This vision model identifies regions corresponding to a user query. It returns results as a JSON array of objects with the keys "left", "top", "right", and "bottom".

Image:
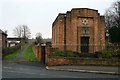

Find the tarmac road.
[{"left": 2, "top": 62, "right": 119, "bottom": 78}]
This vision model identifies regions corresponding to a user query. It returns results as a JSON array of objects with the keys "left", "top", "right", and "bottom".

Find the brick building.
[
  {"left": 52, "top": 8, "right": 106, "bottom": 53},
  {"left": 0, "top": 29, "right": 7, "bottom": 50}
]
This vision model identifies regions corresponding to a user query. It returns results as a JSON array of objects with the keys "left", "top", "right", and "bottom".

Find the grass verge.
[
  {"left": 23, "top": 45, "right": 37, "bottom": 61},
  {"left": 3, "top": 48, "right": 20, "bottom": 60}
]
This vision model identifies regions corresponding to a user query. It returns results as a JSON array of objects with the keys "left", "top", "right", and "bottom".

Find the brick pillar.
[
  {"left": 36, "top": 45, "right": 39, "bottom": 60},
  {"left": 45, "top": 42, "right": 51, "bottom": 65},
  {"left": 38, "top": 43, "right": 42, "bottom": 62},
  {"left": 35, "top": 46, "right": 37, "bottom": 57},
  {"left": 32, "top": 44, "right": 36, "bottom": 56}
]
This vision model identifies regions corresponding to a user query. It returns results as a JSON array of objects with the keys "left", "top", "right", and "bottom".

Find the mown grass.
[
  {"left": 3, "top": 48, "right": 20, "bottom": 60},
  {"left": 23, "top": 45, "right": 37, "bottom": 61}
]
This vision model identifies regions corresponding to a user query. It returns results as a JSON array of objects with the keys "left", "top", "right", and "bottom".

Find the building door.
[{"left": 81, "top": 37, "right": 89, "bottom": 53}]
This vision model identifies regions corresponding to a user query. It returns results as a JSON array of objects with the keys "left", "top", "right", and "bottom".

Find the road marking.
[
  {"left": 3, "top": 67, "right": 12, "bottom": 69},
  {"left": 2, "top": 70, "right": 47, "bottom": 76}
]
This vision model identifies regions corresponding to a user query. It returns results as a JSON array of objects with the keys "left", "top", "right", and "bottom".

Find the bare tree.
[
  {"left": 105, "top": 0, "right": 120, "bottom": 43},
  {"left": 13, "top": 25, "right": 31, "bottom": 39},
  {"left": 35, "top": 32, "right": 43, "bottom": 44},
  {"left": 105, "top": 1, "right": 120, "bottom": 28},
  {"left": 22, "top": 25, "right": 31, "bottom": 39},
  {"left": 13, "top": 25, "right": 22, "bottom": 38}
]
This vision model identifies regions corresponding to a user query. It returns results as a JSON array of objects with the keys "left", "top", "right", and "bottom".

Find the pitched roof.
[
  {"left": 0, "top": 29, "right": 3, "bottom": 33},
  {"left": 0, "top": 29, "right": 7, "bottom": 36}
]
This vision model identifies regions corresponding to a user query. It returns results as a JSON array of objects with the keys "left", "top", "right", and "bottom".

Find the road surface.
[{"left": 2, "top": 62, "right": 119, "bottom": 78}]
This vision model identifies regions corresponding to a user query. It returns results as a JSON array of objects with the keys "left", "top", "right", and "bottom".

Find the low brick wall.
[
  {"left": 32, "top": 45, "right": 38, "bottom": 59},
  {"left": 46, "top": 58, "right": 69, "bottom": 65},
  {"left": 47, "top": 57, "right": 120, "bottom": 66},
  {"left": 32, "top": 44, "right": 42, "bottom": 62},
  {"left": 32, "top": 42, "right": 120, "bottom": 66}
]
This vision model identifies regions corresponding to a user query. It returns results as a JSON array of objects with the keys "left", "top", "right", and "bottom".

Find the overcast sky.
[{"left": 0, "top": 0, "right": 116, "bottom": 38}]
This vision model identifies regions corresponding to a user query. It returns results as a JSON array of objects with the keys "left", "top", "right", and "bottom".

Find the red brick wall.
[
  {"left": 47, "top": 57, "right": 119, "bottom": 66},
  {"left": 32, "top": 44, "right": 42, "bottom": 62},
  {"left": 2, "top": 33, "right": 7, "bottom": 49},
  {"left": 47, "top": 58, "right": 69, "bottom": 66},
  {"left": 100, "top": 16, "right": 106, "bottom": 51},
  {"left": 45, "top": 42, "right": 52, "bottom": 64},
  {"left": 66, "top": 11, "right": 71, "bottom": 50},
  {"left": 32, "top": 43, "right": 119, "bottom": 66},
  {"left": 52, "top": 13, "right": 66, "bottom": 51},
  {"left": 45, "top": 43, "right": 119, "bottom": 66},
  {"left": 32, "top": 42, "right": 52, "bottom": 63}
]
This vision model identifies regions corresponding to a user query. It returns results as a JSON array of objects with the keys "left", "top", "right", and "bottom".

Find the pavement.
[{"left": 46, "top": 65, "right": 120, "bottom": 75}]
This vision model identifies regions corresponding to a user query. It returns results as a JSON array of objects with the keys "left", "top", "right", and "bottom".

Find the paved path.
[
  {"left": 4, "top": 44, "right": 29, "bottom": 62},
  {"left": 46, "top": 65, "right": 120, "bottom": 75},
  {"left": 14, "top": 45, "right": 28, "bottom": 61}
]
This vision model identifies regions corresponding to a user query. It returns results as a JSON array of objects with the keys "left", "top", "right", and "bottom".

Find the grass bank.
[
  {"left": 3, "top": 48, "right": 20, "bottom": 60},
  {"left": 24, "top": 45, "right": 37, "bottom": 61}
]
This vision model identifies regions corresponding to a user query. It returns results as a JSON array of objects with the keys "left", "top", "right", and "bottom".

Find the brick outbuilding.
[
  {"left": 0, "top": 29, "right": 7, "bottom": 50},
  {"left": 52, "top": 8, "right": 106, "bottom": 53}
]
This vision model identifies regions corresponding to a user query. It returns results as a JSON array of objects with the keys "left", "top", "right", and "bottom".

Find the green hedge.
[
  {"left": 49, "top": 48, "right": 77, "bottom": 57},
  {"left": 101, "top": 48, "right": 120, "bottom": 58},
  {"left": 2, "top": 44, "right": 21, "bottom": 56},
  {"left": 3, "top": 48, "right": 20, "bottom": 60},
  {"left": 49, "top": 48, "right": 120, "bottom": 59}
]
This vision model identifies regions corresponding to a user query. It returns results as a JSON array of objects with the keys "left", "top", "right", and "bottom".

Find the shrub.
[
  {"left": 49, "top": 48, "right": 97, "bottom": 58},
  {"left": 49, "top": 48, "right": 79, "bottom": 57},
  {"left": 78, "top": 53, "right": 96, "bottom": 58},
  {"left": 94, "top": 52, "right": 102, "bottom": 58},
  {"left": 2, "top": 43, "right": 21, "bottom": 56},
  {"left": 101, "top": 48, "right": 120, "bottom": 58},
  {"left": 49, "top": 48, "right": 120, "bottom": 58},
  {"left": 63, "top": 51, "right": 76, "bottom": 57}
]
